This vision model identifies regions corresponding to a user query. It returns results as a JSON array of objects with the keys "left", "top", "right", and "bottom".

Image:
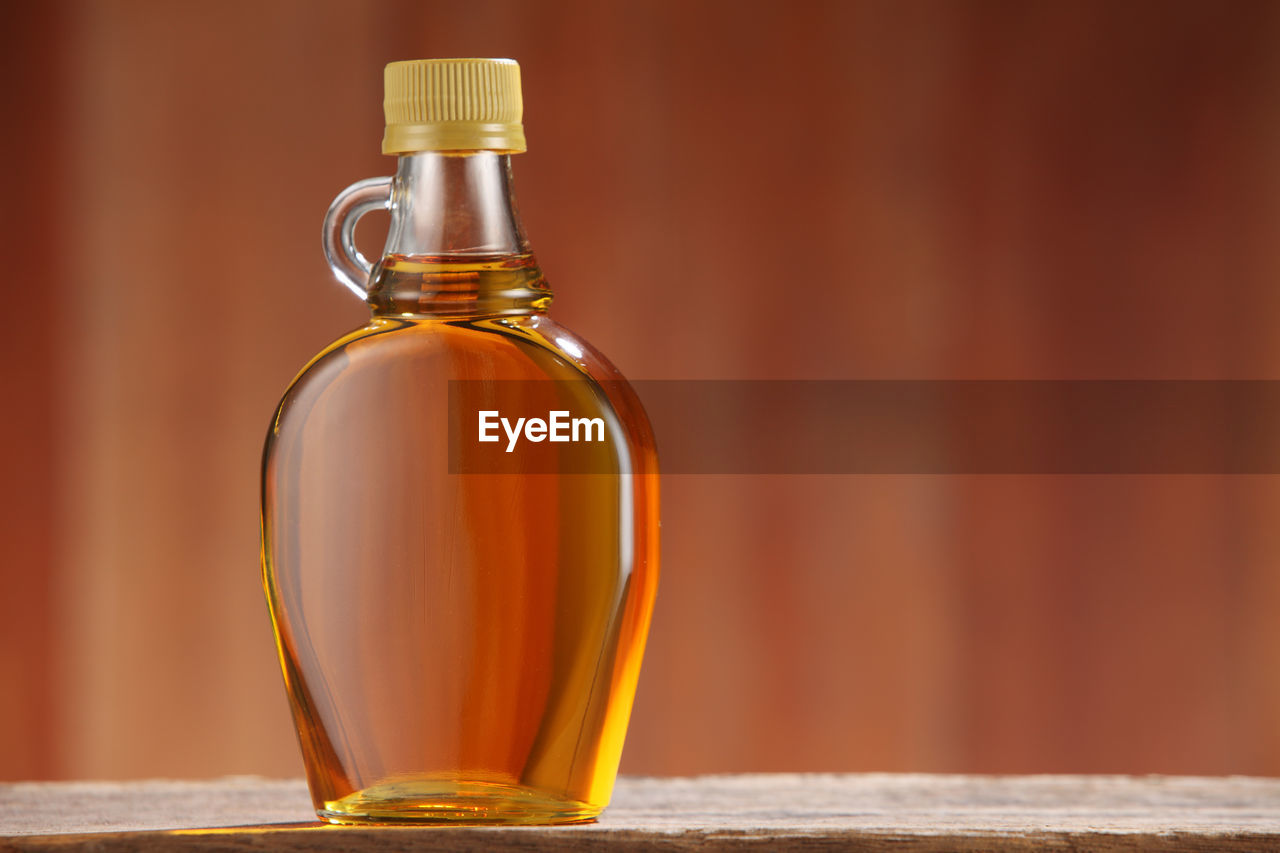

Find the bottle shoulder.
[
  {"left": 266, "top": 314, "right": 655, "bottom": 470},
  {"left": 271, "top": 314, "right": 642, "bottom": 421},
  {"left": 294, "top": 315, "right": 621, "bottom": 382}
]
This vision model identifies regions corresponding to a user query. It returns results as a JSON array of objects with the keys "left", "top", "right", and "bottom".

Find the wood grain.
[
  {"left": 0, "top": 1, "right": 65, "bottom": 781},
  {"left": 8, "top": 0, "right": 1280, "bottom": 783},
  {"left": 4, "top": 775, "right": 1280, "bottom": 851}
]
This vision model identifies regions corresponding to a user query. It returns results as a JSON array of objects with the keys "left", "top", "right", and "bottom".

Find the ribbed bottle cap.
[{"left": 382, "top": 58, "right": 526, "bottom": 155}]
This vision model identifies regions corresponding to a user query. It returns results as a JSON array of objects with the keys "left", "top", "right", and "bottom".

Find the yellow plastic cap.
[{"left": 382, "top": 58, "right": 526, "bottom": 155}]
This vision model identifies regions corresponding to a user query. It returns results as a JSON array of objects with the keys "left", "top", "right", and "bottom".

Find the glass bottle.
[{"left": 260, "top": 58, "right": 659, "bottom": 825}]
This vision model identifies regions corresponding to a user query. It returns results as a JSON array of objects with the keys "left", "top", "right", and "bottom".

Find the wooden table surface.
[{"left": 3, "top": 774, "right": 1279, "bottom": 851}]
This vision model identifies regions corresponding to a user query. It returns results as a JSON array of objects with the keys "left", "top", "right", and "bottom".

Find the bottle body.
[
  {"left": 262, "top": 279, "right": 657, "bottom": 822},
  {"left": 262, "top": 144, "right": 658, "bottom": 824}
]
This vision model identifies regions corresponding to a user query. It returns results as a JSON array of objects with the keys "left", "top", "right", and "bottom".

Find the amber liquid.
[{"left": 261, "top": 255, "right": 659, "bottom": 824}]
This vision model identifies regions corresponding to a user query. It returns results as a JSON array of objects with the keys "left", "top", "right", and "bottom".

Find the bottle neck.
[
  {"left": 384, "top": 151, "right": 529, "bottom": 256},
  {"left": 368, "top": 151, "right": 550, "bottom": 318}
]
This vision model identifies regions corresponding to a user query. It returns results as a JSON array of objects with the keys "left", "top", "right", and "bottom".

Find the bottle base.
[{"left": 318, "top": 778, "right": 602, "bottom": 826}]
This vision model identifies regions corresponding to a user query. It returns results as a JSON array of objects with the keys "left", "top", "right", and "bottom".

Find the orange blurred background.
[{"left": 6, "top": 0, "right": 1280, "bottom": 781}]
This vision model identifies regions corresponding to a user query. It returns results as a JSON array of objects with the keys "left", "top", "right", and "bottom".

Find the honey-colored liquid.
[{"left": 261, "top": 255, "right": 659, "bottom": 824}]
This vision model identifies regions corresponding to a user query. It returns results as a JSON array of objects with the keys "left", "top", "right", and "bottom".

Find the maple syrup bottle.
[{"left": 260, "top": 58, "right": 659, "bottom": 825}]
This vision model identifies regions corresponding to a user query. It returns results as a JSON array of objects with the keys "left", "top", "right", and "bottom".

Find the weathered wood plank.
[{"left": 2, "top": 775, "right": 1279, "bottom": 851}]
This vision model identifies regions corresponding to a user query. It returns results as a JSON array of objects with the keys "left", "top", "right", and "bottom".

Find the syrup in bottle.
[{"left": 260, "top": 58, "right": 659, "bottom": 825}]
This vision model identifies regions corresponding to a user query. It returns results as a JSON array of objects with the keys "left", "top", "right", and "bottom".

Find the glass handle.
[{"left": 322, "top": 176, "right": 393, "bottom": 300}]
